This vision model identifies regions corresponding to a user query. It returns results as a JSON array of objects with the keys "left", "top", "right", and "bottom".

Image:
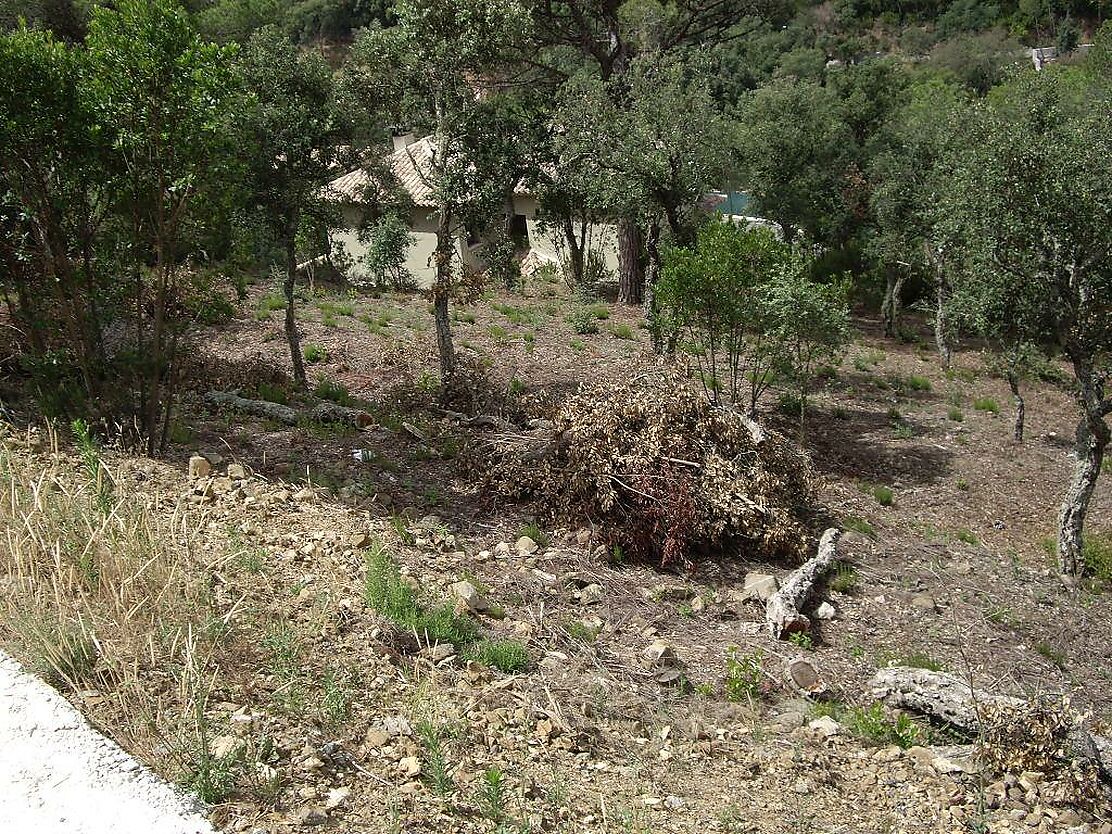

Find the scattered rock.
[
  {"left": 450, "top": 580, "right": 488, "bottom": 613},
  {"left": 641, "top": 639, "right": 678, "bottom": 669},
  {"left": 399, "top": 756, "right": 421, "bottom": 778},
  {"left": 742, "top": 572, "right": 779, "bottom": 601},
  {"left": 188, "top": 455, "right": 211, "bottom": 479},
  {"left": 210, "top": 734, "right": 242, "bottom": 760},
  {"left": 226, "top": 463, "right": 247, "bottom": 479},
  {"left": 422, "top": 643, "right": 455, "bottom": 664},
  {"left": 575, "top": 528, "right": 593, "bottom": 546},
  {"left": 910, "top": 594, "right": 938, "bottom": 613},
  {"left": 325, "top": 786, "right": 350, "bottom": 810},
  {"left": 808, "top": 715, "right": 841, "bottom": 737},
  {"left": 516, "top": 536, "right": 539, "bottom": 555},
  {"left": 288, "top": 807, "right": 328, "bottom": 827},
  {"left": 813, "top": 601, "right": 836, "bottom": 620},
  {"left": 293, "top": 487, "right": 316, "bottom": 502},
  {"left": 578, "top": 583, "right": 604, "bottom": 605}
]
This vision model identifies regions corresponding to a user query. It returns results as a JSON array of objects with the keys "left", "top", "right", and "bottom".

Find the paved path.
[{"left": 0, "top": 650, "right": 215, "bottom": 834}]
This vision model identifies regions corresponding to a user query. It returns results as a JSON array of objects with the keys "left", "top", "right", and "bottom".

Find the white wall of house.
[{"left": 512, "top": 195, "right": 621, "bottom": 278}]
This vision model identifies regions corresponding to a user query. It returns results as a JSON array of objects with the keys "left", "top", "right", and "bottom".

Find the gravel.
[{"left": 0, "top": 649, "right": 214, "bottom": 834}]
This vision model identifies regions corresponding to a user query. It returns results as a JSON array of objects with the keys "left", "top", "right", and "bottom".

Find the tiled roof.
[{"left": 323, "top": 136, "right": 438, "bottom": 207}]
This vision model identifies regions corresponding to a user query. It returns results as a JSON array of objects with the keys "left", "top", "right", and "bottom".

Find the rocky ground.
[{"left": 1, "top": 277, "right": 1111, "bottom": 832}]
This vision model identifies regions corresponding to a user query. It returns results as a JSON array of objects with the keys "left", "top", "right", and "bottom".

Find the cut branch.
[
  {"left": 766, "top": 527, "right": 839, "bottom": 638},
  {"left": 204, "top": 390, "right": 373, "bottom": 428}
]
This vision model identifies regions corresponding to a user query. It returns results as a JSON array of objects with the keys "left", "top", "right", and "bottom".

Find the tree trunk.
[
  {"left": 616, "top": 218, "right": 643, "bottom": 305},
  {"left": 561, "top": 214, "right": 585, "bottom": 291},
  {"left": 880, "top": 269, "right": 906, "bottom": 339},
  {"left": 923, "top": 241, "right": 951, "bottom": 368},
  {"left": 1007, "top": 369, "right": 1025, "bottom": 442},
  {"left": 284, "top": 228, "right": 307, "bottom": 389},
  {"left": 1057, "top": 410, "right": 1109, "bottom": 576},
  {"left": 643, "top": 218, "right": 663, "bottom": 354}
]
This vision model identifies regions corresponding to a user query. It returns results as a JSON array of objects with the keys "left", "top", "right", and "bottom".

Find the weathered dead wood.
[
  {"left": 766, "top": 527, "right": 839, "bottom": 638},
  {"left": 205, "top": 391, "right": 372, "bottom": 428},
  {"left": 870, "top": 666, "right": 1112, "bottom": 775}
]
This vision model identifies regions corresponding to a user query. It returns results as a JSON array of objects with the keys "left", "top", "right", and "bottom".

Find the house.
[{"left": 322, "top": 134, "right": 620, "bottom": 288}]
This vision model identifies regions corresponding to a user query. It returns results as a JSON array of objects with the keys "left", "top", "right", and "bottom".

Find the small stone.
[
  {"left": 770, "top": 711, "right": 805, "bottom": 733},
  {"left": 289, "top": 807, "right": 328, "bottom": 827},
  {"left": 641, "top": 639, "right": 677, "bottom": 668},
  {"left": 808, "top": 716, "right": 841, "bottom": 737},
  {"left": 814, "top": 601, "right": 836, "bottom": 620},
  {"left": 399, "top": 756, "right": 421, "bottom": 777},
  {"left": 423, "top": 643, "right": 455, "bottom": 664},
  {"left": 349, "top": 532, "right": 370, "bottom": 548},
  {"left": 911, "top": 594, "right": 938, "bottom": 613},
  {"left": 742, "top": 572, "right": 779, "bottom": 601},
  {"left": 579, "top": 583, "right": 604, "bottom": 605},
  {"left": 227, "top": 463, "right": 247, "bottom": 479},
  {"left": 188, "top": 455, "right": 211, "bottom": 479},
  {"left": 516, "top": 536, "right": 539, "bottom": 555},
  {"left": 493, "top": 541, "right": 512, "bottom": 558},
  {"left": 576, "top": 528, "right": 593, "bottom": 546},
  {"left": 325, "top": 786, "right": 350, "bottom": 810},
  {"left": 294, "top": 487, "right": 316, "bottom": 502},
  {"left": 690, "top": 595, "right": 706, "bottom": 613},
  {"left": 210, "top": 734, "right": 241, "bottom": 760},
  {"left": 450, "top": 580, "right": 488, "bottom": 612}
]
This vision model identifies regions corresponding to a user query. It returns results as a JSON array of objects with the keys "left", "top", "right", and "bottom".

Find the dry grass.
[{"left": 0, "top": 425, "right": 219, "bottom": 783}]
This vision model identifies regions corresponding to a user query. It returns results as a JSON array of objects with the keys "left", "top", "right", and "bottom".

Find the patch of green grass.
[
  {"left": 788, "top": 631, "right": 813, "bottom": 650},
  {"left": 844, "top": 704, "right": 923, "bottom": 748},
  {"left": 564, "top": 619, "right": 600, "bottom": 642},
  {"left": 320, "top": 670, "right": 354, "bottom": 728},
  {"left": 973, "top": 396, "right": 999, "bottom": 414},
  {"left": 956, "top": 477, "right": 969, "bottom": 491},
  {"left": 907, "top": 375, "right": 932, "bottom": 392},
  {"left": 567, "top": 309, "right": 599, "bottom": 335},
  {"left": 416, "top": 720, "right": 453, "bottom": 798},
  {"left": 955, "top": 529, "right": 979, "bottom": 545},
  {"left": 609, "top": 322, "right": 635, "bottom": 340},
  {"left": 476, "top": 765, "right": 508, "bottom": 824},
  {"left": 1035, "top": 641, "right": 1067, "bottom": 669},
  {"left": 872, "top": 485, "right": 894, "bottom": 507},
  {"left": 827, "top": 561, "right": 859, "bottom": 593},
  {"left": 508, "top": 377, "right": 526, "bottom": 396},
  {"left": 724, "top": 647, "right": 765, "bottom": 703},
  {"left": 488, "top": 324, "right": 509, "bottom": 343},
  {"left": 518, "top": 522, "right": 550, "bottom": 548},
  {"left": 453, "top": 310, "right": 476, "bottom": 324},
  {"left": 314, "top": 377, "right": 354, "bottom": 405},
  {"left": 261, "top": 622, "right": 300, "bottom": 681},
  {"left": 887, "top": 650, "right": 945, "bottom": 672},
  {"left": 303, "top": 343, "right": 328, "bottom": 364},
  {"left": 893, "top": 422, "right": 914, "bottom": 440},
  {"left": 255, "top": 381, "right": 289, "bottom": 405},
  {"left": 469, "top": 639, "right": 528, "bottom": 673},
  {"left": 492, "top": 302, "right": 539, "bottom": 326},
  {"left": 569, "top": 338, "right": 586, "bottom": 352},
  {"left": 364, "top": 543, "right": 479, "bottom": 647},
  {"left": 947, "top": 406, "right": 964, "bottom": 422},
  {"left": 1082, "top": 532, "right": 1112, "bottom": 584},
  {"left": 842, "top": 516, "right": 876, "bottom": 538},
  {"left": 588, "top": 304, "right": 610, "bottom": 320},
  {"left": 257, "top": 293, "right": 286, "bottom": 314}
]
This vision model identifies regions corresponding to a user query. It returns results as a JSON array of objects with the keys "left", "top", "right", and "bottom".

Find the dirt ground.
[{"left": 2, "top": 272, "right": 1111, "bottom": 833}]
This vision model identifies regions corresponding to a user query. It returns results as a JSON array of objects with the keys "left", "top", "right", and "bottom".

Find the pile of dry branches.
[{"left": 480, "top": 372, "right": 815, "bottom": 567}]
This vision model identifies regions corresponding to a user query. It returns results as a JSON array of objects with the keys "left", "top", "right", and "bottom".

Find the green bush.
[
  {"left": 724, "top": 647, "right": 765, "bottom": 702},
  {"left": 872, "top": 485, "right": 894, "bottom": 506},
  {"left": 567, "top": 309, "right": 599, "bottom": 334},
  {"left": 907, "top": 375, "right": 932, "bottom": 392},
  {"left": 303, "top": 343, "right": 328, "bottom": 363},
  {"left": 314, "top": 378, "right": 353, "bottom": 405},
  {"left": 609, "top": 322, "right": 635, "bottom": 340}
]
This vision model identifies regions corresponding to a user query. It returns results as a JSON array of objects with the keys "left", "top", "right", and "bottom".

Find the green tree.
[
  {"left": 238, "top": 25, "right": 351, "bottom": 388},
  {"left": 84, "top": 0, "right": 239, "bottom": 454},
  {"left": 0, "top": 25, "right": 107, "bottom": 398},
  {"left": 657, "top": 220, "right": 785, "bottom": 412},
  {"left": 347, "top": 0, "right": 528, "bottom": 385},
  {"left": 764, "top": 250, "right": 851, "bottom": 430},
  {"left": 734, "top": 77, "right": 855, "bottom": 244},
  {"left": 937, "top": 70, "right": 1112, "bottom": 576},
  {"left": 530, "top": 0, "right": 766, "bottom": 304},
  {"left": 554, "top": 55, "right": 732, "bottom": 348}
]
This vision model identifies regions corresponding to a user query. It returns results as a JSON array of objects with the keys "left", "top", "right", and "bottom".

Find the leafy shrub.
[
  {"left": 567, "top": 308, "right": 599, "bottom": 335},
  {"left": 724, "top": 647, "right": 765, "bottom": 702},
  {"left": 872, "top": 485, "right": 894, "bottom": 506},
  {"left": 482, "top": 371, "right": 814, "bottom": 568},
  {"left": 303, "top": 343, "right": 328, "bottom": 363}
]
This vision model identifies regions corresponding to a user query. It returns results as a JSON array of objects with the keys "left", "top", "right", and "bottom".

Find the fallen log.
[
  {"left": 205, "top": 391, "right": 372, "bottom": 428},
  {"left": 766, "top": 527, "right": 839, "bottom": 638},
  {"left": 870, "top": 666, "right": 1112, "bottom": 776}
]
